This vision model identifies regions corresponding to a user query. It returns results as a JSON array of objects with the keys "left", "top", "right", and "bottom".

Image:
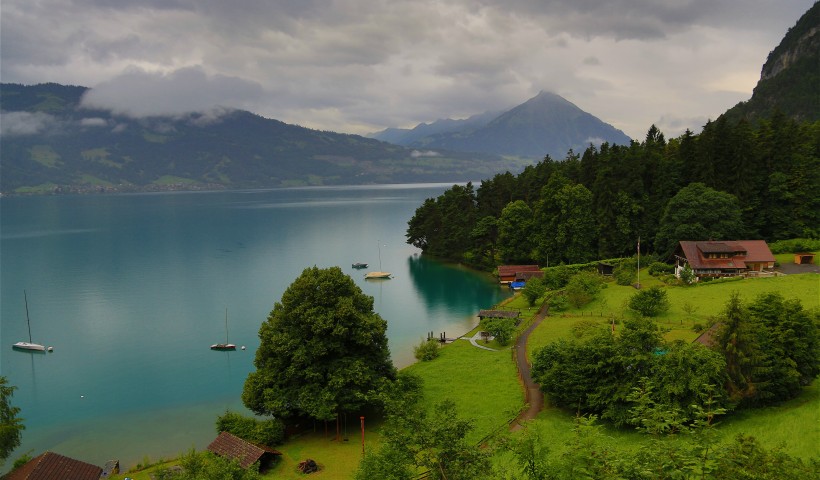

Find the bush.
[
  {"left": 565, "top": 271, "right": 604, "bottom": 308},
  {"left": 414, "top": 338, "right": 440, "bottom": 361},
  {"left": 768, "top": 238, "right": 820, "bottom": 254},
  {"left": 613, "top": 258, "right": 637, "bottom": 286},
  {"left": 521, "top": 277, "right": 546, "bottom": 306},
  {"left": 216, "top": 411, "right": 285, "bottom": 446},
  {"left": 548, "top": 294, "right": 569, "bottom": 312},
  {"left": 482, "top": 317, "right": 516, "bottom": 345},
  {"left": 648, "top": 262, "right": 674, "bottom": 276},
  {"left": 628, "top": 286, "right": 671, "bottom": 317}
]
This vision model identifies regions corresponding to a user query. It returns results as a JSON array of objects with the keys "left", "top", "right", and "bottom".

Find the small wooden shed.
[
  {"left": 497, "top": 265, "right": 541, "bottom": 284},
  {"left": 207, "top": 431, "right": 282, "bottom": 471},
  {"left": 794, "top": 252, "right": 815, "bottom": 265},
  {"left": 5, "top": 452, "right": 102, "bottom": 480}
]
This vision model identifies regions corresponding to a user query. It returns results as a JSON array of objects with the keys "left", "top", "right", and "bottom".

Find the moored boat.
[
  {"left": 364, "top": 271, "right": 392, "bottom": 279},
  {"left": 211, "top": 308, "right": 237, "bottom": 351},
  {"left": 13, "top": 291, "right": 47, "bottom": 352}
]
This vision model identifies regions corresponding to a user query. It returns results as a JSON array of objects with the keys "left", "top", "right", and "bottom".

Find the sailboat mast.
[
  {"left": 225, "top": 308, "right": 229, "bottom": 343},
  {"left": 24, "top": 290, "right": 33, "bottom": 343}
]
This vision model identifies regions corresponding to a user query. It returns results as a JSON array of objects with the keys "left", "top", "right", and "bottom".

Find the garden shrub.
[
  {"left": 565, "top": 271, "right": 604, "bottom": 308},
  {"left": 611, "top": 257, "right": 639, "bottom": 286},
  {"left": 548, "top": 294, "right": 569, "bottom": 312},
  {"left": 414, "top": 338, "right": 441, "bottom": 361},
  {"left": 216, "top": 411, "right": 285, "bottom": 446},
  {"left": 648, "top": 261, "right": 674, "bottom": 276},
  {"left": 628, "top": 286, "right": 670, "bottom": 317},
  {"left": 482, "top": 317, "right": 516, "bottom": 345}
]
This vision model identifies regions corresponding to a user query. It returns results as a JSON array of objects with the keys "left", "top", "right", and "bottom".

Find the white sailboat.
[
  {"left": 210, "top": 308, "right": 237, "bottom": 351},
  {"left": 13, "top": 290, "right": 46, "bottom": 352},
  {"left": 365, "top": 240, "right": 392, "bottom": 279}
]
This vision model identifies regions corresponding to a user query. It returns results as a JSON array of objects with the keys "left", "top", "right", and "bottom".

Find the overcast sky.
[{"left": 1, "top": 0, "right": 815, "bottom": 140}]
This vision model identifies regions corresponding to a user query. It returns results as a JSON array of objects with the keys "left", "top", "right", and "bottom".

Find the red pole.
[{"left": 360, "top": 416, "right": 365, "bottom": 455}]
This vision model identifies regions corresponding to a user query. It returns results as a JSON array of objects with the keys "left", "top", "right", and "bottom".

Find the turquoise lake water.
[{"left": 0, "top": 184, "right": 510, "bottom": 469}]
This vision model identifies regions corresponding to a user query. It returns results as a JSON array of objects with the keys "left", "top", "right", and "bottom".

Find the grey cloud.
[
  {"left": 80, "top": 66, "right": 265, "bottom": 117},
  {"left": 0, "top": 112, "right": 61, "bottom": 136},
  {"left": 80, "top": 117, "right": 109, "bottom": 127}
]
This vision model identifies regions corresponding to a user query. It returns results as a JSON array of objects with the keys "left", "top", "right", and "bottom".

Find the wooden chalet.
[
  {"left": 497, "top": 265, "right": 541, "bottom": 284},
  {"left": 5, "top": 452, "right": 102, "bottom": 480},
  {"left": 675, "top": 240, "right": 775, "bottom": 280},
  {"left": 207, "top": 431, "right": 282, "bottom": 470}
]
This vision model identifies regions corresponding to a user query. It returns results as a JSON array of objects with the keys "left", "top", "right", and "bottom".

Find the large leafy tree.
[
  {"left": 654, "top": 183, "right": 746, "bottom": 260},
  {"left": 242, "top": 266, "right": 396, "bottom": 421},
  {"left": 1, "top": 376, "right": 24, "bottom": 464}
]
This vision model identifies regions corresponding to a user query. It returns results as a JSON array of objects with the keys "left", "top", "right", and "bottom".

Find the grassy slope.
[{"left": 522, "top": 272, "right": 820, "bottom": 461}]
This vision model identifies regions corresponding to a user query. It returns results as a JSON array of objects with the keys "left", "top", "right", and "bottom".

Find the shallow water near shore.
[{"left": 1, "top": 184, "right": 510, "bottom": 469}]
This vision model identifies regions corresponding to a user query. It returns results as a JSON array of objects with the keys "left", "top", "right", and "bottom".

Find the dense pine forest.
[{"left": 406, "top": 115, "right": 820, "bottom": 268}]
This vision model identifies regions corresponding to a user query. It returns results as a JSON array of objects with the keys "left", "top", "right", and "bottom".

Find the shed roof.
[
  {"left": 207, "top": 431, "right": 282, "bottom": 469},
  {"left": 477, "top": 310, "right": 520, "bottom": 319},
  {"left": 5, "top": 452, "right": 102, "bottom": 480},
  {"left": 497, "top": 265, "right": 540, "bottom": 277}
]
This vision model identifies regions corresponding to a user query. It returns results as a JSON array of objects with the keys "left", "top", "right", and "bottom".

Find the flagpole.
[{"left": 637, "top": 237, "right": 641, "bottom": 289}]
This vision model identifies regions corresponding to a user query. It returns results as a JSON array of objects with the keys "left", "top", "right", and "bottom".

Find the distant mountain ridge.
[
  {"left": 0, "top": 83, "right": 519, "bottom": 194},
  {"left": 722, "top": 2, "right": 819, "bottom": 123},
  {"left": 369, "top": 91, "right": 632, "bottom": 159}
]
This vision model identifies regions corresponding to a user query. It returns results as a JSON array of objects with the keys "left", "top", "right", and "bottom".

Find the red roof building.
[
  {"left": 497, "top": 265, "right": 541, "bottom": 284},
  {"left": 5, "top": 452, "right": 102, "bottom": 480},
  {"left": 207, "top": 431, "right": 282, "bottom": 471},
  {"left": 675, "top": 240, "right": 775, "bottom": 279}
]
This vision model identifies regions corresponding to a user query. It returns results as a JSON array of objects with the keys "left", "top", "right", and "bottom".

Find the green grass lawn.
[
  {"left": 406, "top": 336, "right": 524, "bottom": 443},
  {"left": 528, "top": 272, "right": 819, "bottom": 356}
]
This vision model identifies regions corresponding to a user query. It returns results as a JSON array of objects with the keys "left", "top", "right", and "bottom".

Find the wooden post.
[{"left": 360, "top": 416, "right": 365, "bottom": 455}]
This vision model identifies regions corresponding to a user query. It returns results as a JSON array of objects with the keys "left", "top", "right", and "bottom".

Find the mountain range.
[
  {"left": 0, "top": 83, "right": 524, "bottom": 194},
  {"left": 1, "top": 1, "right": 816, "bottom": 196},
  {"left": 369, "top": 91, "right": 632, "bottom": 159},
  {"left": 0, "top": 86, "right": 624, "bottom": 194}
]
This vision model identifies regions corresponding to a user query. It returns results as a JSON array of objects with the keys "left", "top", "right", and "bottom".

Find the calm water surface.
[{"left": 0, "top": 184, "right": 509, "bottom": 468}]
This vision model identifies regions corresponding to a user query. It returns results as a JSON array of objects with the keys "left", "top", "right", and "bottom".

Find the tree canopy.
[
  {"left": 1, "top": 376, "right": 24, "bottom": 464},
  {"left": 405, "top": 119, "right": 819, "bottom": 267},
  {"left": 242, "top": 266, "right": 396, "bottom": 421}
]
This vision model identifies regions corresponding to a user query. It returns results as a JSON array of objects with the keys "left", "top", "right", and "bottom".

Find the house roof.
[
  {"left": 5, "top": 452, "right": 102, "bottom": 480},
  {"left": 693, "top": 323, "right": 721, "bottom": 348},
  {"left": 497, "top": 265, "right": 540, "bottom": 277},
  {"left": 207, "top": 431, "right": 282, "bottom": 469},
  {"left": 678, "top": 240, "right": 775, "bottom": 270}
]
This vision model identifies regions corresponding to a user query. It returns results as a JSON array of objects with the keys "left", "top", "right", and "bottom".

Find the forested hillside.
[
  {"left": 406, "top": 117, "right": 820, "bottom": 267},
  {"left": 0, "top": 83, "right": 518, "bottom": 194}
]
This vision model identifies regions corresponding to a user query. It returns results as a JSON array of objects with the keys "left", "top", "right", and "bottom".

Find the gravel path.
[{"left": 510, "top": 302, "right": 549, "bottom": 431}]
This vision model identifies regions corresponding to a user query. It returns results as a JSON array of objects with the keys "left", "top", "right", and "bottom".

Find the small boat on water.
[
  {"left": 13, "top": 290, "right": 47, "bottom": 352},
  {"left": 364, "top": 271, "right": 392, "bottom": 279},
  {"left": 352, "top": 262, "right": 368, "bottom": 269},
  {"left": 211, "top": 308, "right": 237, "bottom": 351},
  {"left": 364, "top": 241, "right": 392, "bottom": 280}
]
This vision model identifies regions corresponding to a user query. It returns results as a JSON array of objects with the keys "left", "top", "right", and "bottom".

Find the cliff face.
[
  {"left": 760, "top": 25, "right": 820, "bottom": 81},
  {"left": 721, "top": 2, "right": 819, "bottom": 124}
]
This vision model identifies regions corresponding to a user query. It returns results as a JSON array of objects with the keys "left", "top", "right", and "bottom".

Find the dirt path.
[{"left": 510, "top": 301, "right": 549, "bottom": 431}]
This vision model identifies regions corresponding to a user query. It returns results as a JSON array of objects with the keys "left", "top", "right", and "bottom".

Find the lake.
[{"left": 0, "top": 184, "right": 509, "bottom": 469}]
